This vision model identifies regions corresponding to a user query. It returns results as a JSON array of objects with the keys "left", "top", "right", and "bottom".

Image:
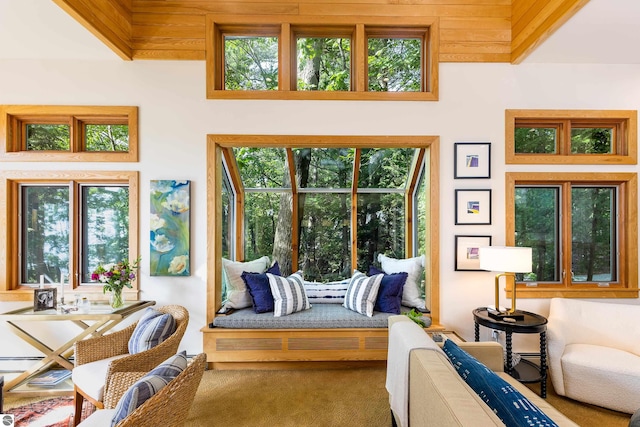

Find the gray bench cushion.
[{"left": 212, "top": 304, "right": 430, "bottom": 329}]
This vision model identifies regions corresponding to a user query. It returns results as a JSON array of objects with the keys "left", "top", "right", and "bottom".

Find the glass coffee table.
[{"left": 0, "top": 300, "right": 155, "bottom": 396}]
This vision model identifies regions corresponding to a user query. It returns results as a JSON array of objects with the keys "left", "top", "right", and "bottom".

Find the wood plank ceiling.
[{"left": 51, "top": 0, "right": 590, "bottom": 64}]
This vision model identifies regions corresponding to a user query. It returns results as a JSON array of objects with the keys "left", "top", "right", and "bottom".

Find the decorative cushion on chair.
[
  {"left": 110, "top": 352, "right": 188, "bottom": 426},
  {"left": 128, "top": 308, "right": 177, "bottom": 354},
  {"left": 147, "top": 351, "right": 188, "bottom": 378},
  {"left": 110, "top": 374, "right": 171, "bottom": 426},
  {"left": 343, "top": 271, "right": 383, "bottom": 317}
]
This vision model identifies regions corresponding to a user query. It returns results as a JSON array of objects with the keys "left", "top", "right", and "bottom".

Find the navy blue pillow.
[
  {"left": 267, "top": 261, "right": 281, "bottom": 276},
  {"left": 442, "top": 340, "right": 558, "bottom": 427},
  {"left": 368, "top": 266, "right": 407, "bottom": 314},
  {"left": 242, "top": 262, "right": 281, "bottom": 313}
]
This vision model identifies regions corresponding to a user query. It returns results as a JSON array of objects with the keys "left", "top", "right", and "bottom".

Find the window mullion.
[
  {"left": 559, "top": 119, "right": 570, "bottom": 156},
  {"left": 561, "top": 181, "right": 573, "bottom": 288},
  {"left": 70, "top": 180, "right": 79, "bottom": 288}
]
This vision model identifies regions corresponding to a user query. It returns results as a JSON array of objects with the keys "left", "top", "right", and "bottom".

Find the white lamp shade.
[{"left": 479, "top": 246, "right": 532, "bottom": 273}]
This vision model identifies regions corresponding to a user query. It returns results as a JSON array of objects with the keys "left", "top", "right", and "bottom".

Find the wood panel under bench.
[{"left": 201, "top": 324, "right": 445, "bottom": 370}]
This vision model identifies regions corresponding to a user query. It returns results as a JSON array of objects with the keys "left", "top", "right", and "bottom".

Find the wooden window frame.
[
  {"left": 0, "top": 170, "right": 140, "bottom": 301},
  {"left": 505, "top": 172, "right": 638, "bottom": 299},
  {"left": 206, "top": 15, "right": 439, "bottom": 101},
  {"left": 207, "top": 135, "right": 441, "bottom": 325},
  {"left": 505, "top": 109, "right": 637, "bottom": 165},
  {"left": 0, "top": 105, "right": 138, "bottom": 162}
]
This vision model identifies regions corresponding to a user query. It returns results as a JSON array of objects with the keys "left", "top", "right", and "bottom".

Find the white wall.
[{"left": 1, "top": 59, "right": 639, "bottom": 357}]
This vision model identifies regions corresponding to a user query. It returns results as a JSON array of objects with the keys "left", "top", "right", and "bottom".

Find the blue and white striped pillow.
[
  {"left": 267, "top": 271, "right": 310, "bottom": 317},
  {"left": 111, "top": 374, "right": 170, "bottom": 426},
  {"left": 147, "top": 351, "right": 188, "bottom": 378},
  {"left": 128, "top": 308, "right": 177, "bottom": 354},
  {"left": 304, "top": 279, "right": 350, "bottom": 304},
  {"left": 343, "top": 271, "right": 383, "bottom": 317},
  {"left": 110, "top": 352, "right": 188, "bottom": 426}
]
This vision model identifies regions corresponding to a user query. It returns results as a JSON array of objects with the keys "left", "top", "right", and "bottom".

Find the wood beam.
[
  {"left": 52, "top": 0, "right": 133, "bottom": 60},
  {"left": 511, "top": 0, "right": 590, "bottom": 64}
]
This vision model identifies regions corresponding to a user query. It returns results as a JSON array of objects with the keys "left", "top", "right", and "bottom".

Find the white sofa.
[
  {"left": 547, "top": 297, "right": 640, "bottom": 414},
  {"left": 387, "top": 316, "right": 577, "bottom": 426}
]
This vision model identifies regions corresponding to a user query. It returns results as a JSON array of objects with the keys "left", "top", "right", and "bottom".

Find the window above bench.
[
  {"left": 206, "top": 15, "right": 439, "bottom": 101},
  {"left": 207, "top": 135, "right": 441, "bottom": 325}
]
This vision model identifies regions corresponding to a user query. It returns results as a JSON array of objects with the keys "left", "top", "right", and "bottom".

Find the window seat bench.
[{"left": 202, "top": 304, "right": 437, "bottom": 369}]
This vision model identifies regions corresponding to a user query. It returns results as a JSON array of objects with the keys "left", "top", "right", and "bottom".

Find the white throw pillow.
[
  {"left": 303, "top": 279, "right": 350, "bottom": 304},
  {"left": 343, "top": 271, "right": 383, "bottom": 317},
  {"left": 223, "top": 256, "right": 270, "bottom": 309},
  {"left": 378, "top": 254, "right": 426, "bottom": 309},
  {"left": 268, "top": 271, "right": 310, "bottom": 317}
]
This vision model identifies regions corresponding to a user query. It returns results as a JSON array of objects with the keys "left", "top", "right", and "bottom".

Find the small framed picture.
[
  {"left": 34, "top": 288, "right": 57, "bottom": 311},
  {"left": 455, "top": 189, "right": 492, "bottom": 225},
  {"left": 454, "top": 142, "right": 491, "bottom": 179},
  {"left": 455, "top": 235, "right": 492, "bottom": 271}
]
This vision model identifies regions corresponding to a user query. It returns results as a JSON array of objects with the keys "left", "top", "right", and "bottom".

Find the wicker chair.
[
  {"left": 77, "top": 353, "right": 206, "bottom": 427},
  {"left": 73, "top": 305, "right": 189, "bottom": 426}
]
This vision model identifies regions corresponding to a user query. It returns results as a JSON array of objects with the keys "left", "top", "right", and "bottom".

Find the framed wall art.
[
  {"left": 454, "top": 142, "right": 491, "bottom": 179},
  {"left": 455, "top": 189, "right": 492, "bottom": 225},
  {"left": 455, "top": 235, "right": 492, "bottom": 271},
  {"left": 150, "top": 180, "right": 191, "bottom": 276}
]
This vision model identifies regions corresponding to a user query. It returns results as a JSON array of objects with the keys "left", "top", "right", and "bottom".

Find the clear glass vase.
[{"left": 109, "top": 289, "right": 125, "bottom": 309}]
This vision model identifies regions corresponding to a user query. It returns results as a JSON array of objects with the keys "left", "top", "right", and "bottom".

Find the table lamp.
[{"left": 479, "top": 246, "right": 532, "bottom": 321}]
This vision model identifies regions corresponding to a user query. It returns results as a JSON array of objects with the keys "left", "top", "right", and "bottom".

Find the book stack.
[{"left": 27, "top": 369, "right": 71, "bottom": 387}]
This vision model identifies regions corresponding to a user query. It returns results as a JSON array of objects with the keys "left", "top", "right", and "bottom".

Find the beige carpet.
[
  {"left": 5, "top": 367, "right": 633, "bottom": 426},
  {"left": 185, "top": 368, "right": 391, "bottom": 427},
  {"left": 525, "top": 379, "right": 631, "bottom": 427}
]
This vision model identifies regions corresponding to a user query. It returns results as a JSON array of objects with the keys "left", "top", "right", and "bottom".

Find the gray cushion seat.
[{"left": 212, "top": 303, "right": 429, "bottom": 329}]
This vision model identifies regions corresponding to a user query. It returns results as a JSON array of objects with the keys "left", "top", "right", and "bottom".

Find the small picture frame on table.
[
  {"left": 454, "top": 142, "right": 491, "bottom": 179},
  {"left": 455, "top": 235, "right": 492, "bottom": 271},
  {"left": 455, "top": 189, "right": 492, "bottom": 225},
  {"left": 34, "top": 288, "right": 57, "bottom": 311}
]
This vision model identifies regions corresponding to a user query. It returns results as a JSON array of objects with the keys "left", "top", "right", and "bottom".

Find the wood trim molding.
[
  {"left": 52, "top": 0, "right": 133, "bottom": 60},
  {"left": 511, "top": 0, "right": 590, "bottom": 64}
]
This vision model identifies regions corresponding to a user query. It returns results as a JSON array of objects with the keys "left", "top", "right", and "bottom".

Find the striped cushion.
[
  {"left": 147, "top": 351, "right": 188, "bottom": 379},
  {"left": 304, "top": 279, "right": 350, "bottom": 304},
  {"left": 110, "top": 374, "right": 170, "bottom": 426},
  {"left": 128, "top": 308, "right": 177, "bottom": 354},
  {"left": 267, "top": 271, "right": 310, "bottom": 317},
  {"left": 343, "top": 271, "right": 383, "bottom": 317}
]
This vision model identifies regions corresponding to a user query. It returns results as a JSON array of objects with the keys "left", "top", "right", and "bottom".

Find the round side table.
[{"left": 473, "top": 307, "right": 548, "bottom": 398}]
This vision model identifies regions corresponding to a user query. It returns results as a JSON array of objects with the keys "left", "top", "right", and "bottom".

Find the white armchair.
[{"left": 547, "top": 298, "right": 640, "bottom": 414}]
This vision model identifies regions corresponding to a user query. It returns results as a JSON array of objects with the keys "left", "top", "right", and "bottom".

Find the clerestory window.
[
  {"left": 0, "top": 106, "right": 138, "bottom": 162},
  {"left": 207, "top": 15, "right": 438, "bottom": 100},
  {"left": 505, "top": 109, "right": 636, "bottom": 165}
]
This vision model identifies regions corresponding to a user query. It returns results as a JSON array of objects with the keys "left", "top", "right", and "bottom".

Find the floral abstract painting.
[{"left": 150, "top": 180, "right": 190, "bottom": 276}]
